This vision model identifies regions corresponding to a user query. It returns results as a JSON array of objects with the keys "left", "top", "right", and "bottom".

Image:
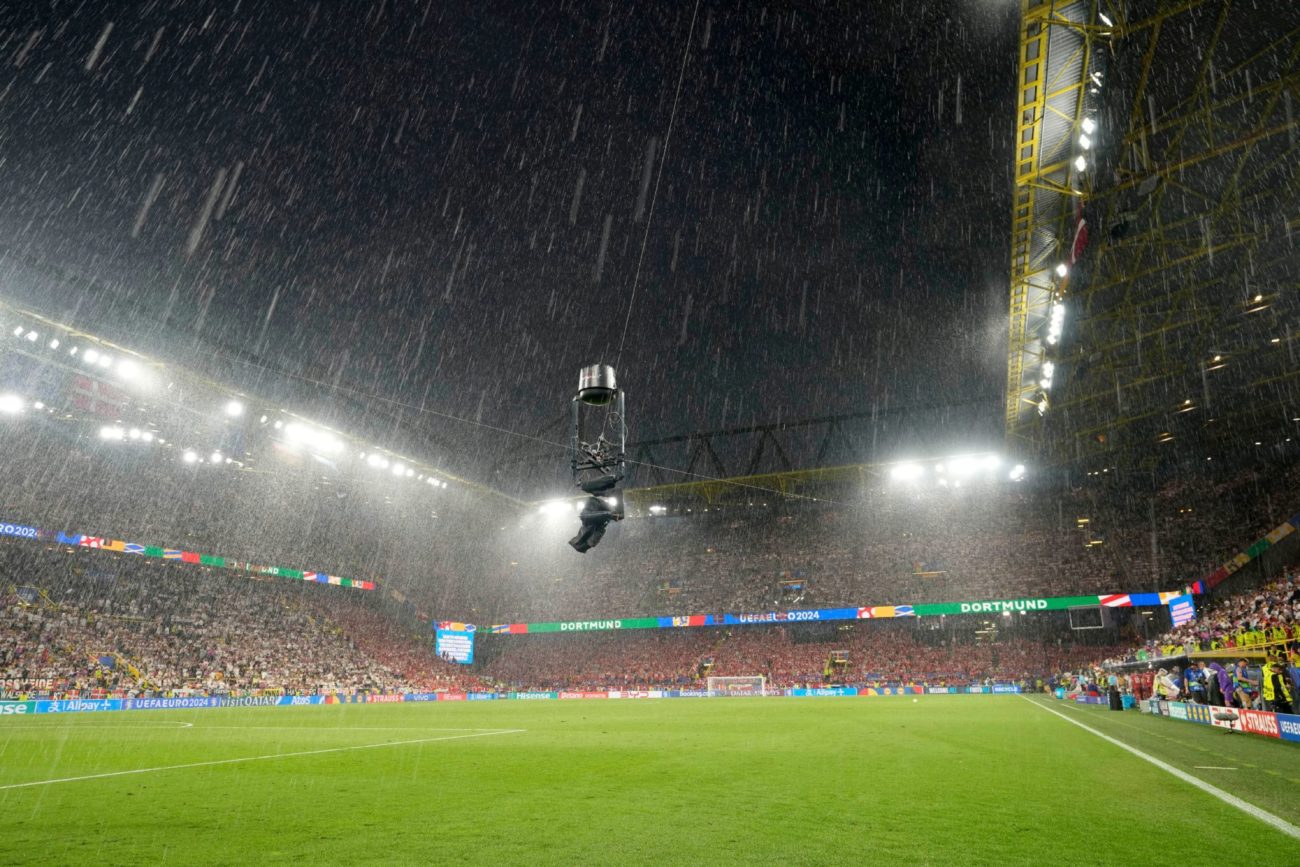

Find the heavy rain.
[{"left": 1, "top": 2, "right": 1299, "bottom": 864}]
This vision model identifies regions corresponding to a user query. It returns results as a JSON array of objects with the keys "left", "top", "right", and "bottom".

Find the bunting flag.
[{"left": 0, "top": 514, "right": 374, "bottom": 593}]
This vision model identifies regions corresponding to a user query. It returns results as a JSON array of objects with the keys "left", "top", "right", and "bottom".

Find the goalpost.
[{"left": 707, "top": 675, "right": 767, "bottom": 697}]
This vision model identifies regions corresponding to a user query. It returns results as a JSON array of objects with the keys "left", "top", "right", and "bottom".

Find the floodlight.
[
  {"left": 83, "top": 348, "right": 100, "bottom": 364},
  {"left": 1081, "top": 117, "right": 1096, "bottom": 135},
  {"left": 1098, "top": 12, "right": 1113, "bottom": 27},
  {"left": 141, "top": 431, "right": 154, "bottom": 443},
  {"left": 48, "top": 339, "right": 59, "bottom": 350},
  {"left": 210, "top": 450, "right": 223, "bottom": 464},
  {"left": 183, "top": 450, "right": 198, "bottom": 464},
  {"left": 948, "top": 455, "right": 977, "bottom": 476},
  {"left": 224, "top": 399, "right": 244, "bottom": 417},
  {"left": 367, "top": 453, "right": 389, "bottom": 469},
  {"left": 889, "top": 463, "right": 923, "bottom": 481},
  {"left": 99, "top": 425, "right": 124, "bottom": 441},
  {"left": 116, "top": 359, "right": 143, "bottom": 381},
  {"left": 97, "top": 354, "right": 113, "bottom": 368},
  {"left": 1055, "top": 263, "right": 1069, "bottom": 278},
  {"left": 1078, "top": 134, "right": 1091, "bottom": 149},
  {"left": 10, "top": 326, "right": 21, "bottom": 337},
  {"left": 1074, "top": 155, "right": 1087, "bottom": 172},
  {"left": 24, "top": 330, "right": 37, "bottom": 342},
  {"left": 128, "top": 428, "right": 142, "bottom": 440},
  {"left": 0, "top": 393, "right": 24, "bottom": 414},
  {"left": 1009, "top": 464, "right": 1027, "bottom": 481}
]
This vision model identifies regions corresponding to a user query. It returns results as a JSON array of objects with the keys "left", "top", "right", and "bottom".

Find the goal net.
[{"left": 707, "top": 675, "right": 767, "bottom": 697}]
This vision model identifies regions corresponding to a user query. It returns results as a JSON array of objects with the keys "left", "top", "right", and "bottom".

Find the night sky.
[{"left": 0, "top": 1, "right": 1019, "bottom": 495}]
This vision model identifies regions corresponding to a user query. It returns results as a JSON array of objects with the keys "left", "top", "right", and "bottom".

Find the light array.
[
  {"left": 2, "top": 312, "right": 455, "bottom": 492},
  {"left": 886, "top": 454, "right": 1027, "bottom": 486}
]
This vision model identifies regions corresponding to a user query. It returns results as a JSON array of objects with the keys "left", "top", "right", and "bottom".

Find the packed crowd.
[
  {"left": 425, "top": 623, "right": 1117, "bottom": 692},
  {"left": 1102, "top": 573, "right": 1300, "bottom": 665},
  {"left": 464, "top": 462, "right": 1300, "bottom": 625},
  {"left": 0, "top": 543, "right": 476, "bottom": 698}
]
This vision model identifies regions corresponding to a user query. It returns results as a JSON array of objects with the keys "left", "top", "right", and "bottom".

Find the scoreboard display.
[{"left": 434, "top": 621, "right": 476, "bottom": 664}]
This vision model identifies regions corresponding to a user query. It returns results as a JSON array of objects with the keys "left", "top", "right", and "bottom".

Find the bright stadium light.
[
  {"left": 391, "top": 462, "right": 406, "bottom": 477},
  {"left": 1081, "top": 117, "right": 1097, "bottom": 135},
  {"left": 405, "top": 467, "right": 415, "bottom": 477},
  {"left": 210, "top": 450, "right": 223, "bottom": 464},
  {"left": 366, "top": 453, "right": 389, "bottom": 470},
  {"left": 0, "top": 393, "right": 25, "bottom": 414},
  {"left": 1098, "top": 12, "right": 1113, "bottom": 27},
  {"left": 128, "top": 428, "right": 142, "bottom": 440},
  {"left": 99, "top": 425, "right": 125, "bottom": 441},
  {"left": 1009, "top": 464, "right": 1027, "bottom": 481},
  {"left": 48, "top": 338, "right": 60, "bottom": 350},
  {"left": 1078, "top": 133, "right": 1092, "bottom": 149},
  {"left": 947, "top": 455, "right": 978, "bottom": 476},
  {"left": 10, "top": 326, "right": 22, "bottom": 337},
  {"left": 224, "top": 399, "right": 244, "bottom": 418},
  {"left": 97, "top": 353, "right": 113, "bottom": 369},
  {"left": 649, "top": 505, "right": 667, "bottom": 515},
  {"left": 116, "top": 359, "right": 144, "bottom": 381},
  {"left": 540, "top": 500, "right": 572, "bottom": 517},
  {"left": 141, "top": 431, "right": 154, "bottom": 443},
  {"left": 1074, "top": 154, "right": 1087, "bottom": 172},
  {"left": 890, "top": 463, "right": 924, "bottom": 482},
  {"left": 1055, "top": 263, "right": 1069, "bottom": 278},
  {"left": 83, "top": 348, "right": 99, "bottom": 365},
  {"left": 24, "top": 330, "right": 37, "bottom": 342}
]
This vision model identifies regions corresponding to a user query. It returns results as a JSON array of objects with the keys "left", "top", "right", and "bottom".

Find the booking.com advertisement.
[{"left": 434, "top": 622, "right": 476, "bottom": 664}]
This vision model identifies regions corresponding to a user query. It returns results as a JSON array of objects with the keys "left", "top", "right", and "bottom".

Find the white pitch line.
[
  {"left": 1022, "top": 696, "right": 1300, "bottom": 840},
  {"left": 0, "top": 728, "right": 525, "bottom": 791},
  {"left": 0, "top": 721, "right": 193, "bottom": 730},
  {"left": 1195, "top": 766, "right": 1239, "bottom": 770}
]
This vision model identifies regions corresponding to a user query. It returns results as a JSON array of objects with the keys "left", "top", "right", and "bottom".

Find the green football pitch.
[{"left": 1, "top": 695, "right": 1297, "bottom": 865}]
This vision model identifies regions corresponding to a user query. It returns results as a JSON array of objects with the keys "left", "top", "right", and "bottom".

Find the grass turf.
[{"left": 1, "top": 695, "right": 1297, "bottom": 865}]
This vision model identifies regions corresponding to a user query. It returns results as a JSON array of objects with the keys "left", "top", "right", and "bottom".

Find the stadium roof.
[
  {"left": 1009, "top": 0, "right": 1300, "bottom": 473},
  {"left": 1005, "top": 0, "right": 1106, "bottom": 441}
]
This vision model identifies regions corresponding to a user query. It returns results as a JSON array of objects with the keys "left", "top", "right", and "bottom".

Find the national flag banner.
[
  {"left": 1265, "top": 524, "right": 1293, "bottom": 544},
  {"left": 304, "top": 571, "right": 320, "bottom": 581},
  {"left": 894, "top": 605, "right": 915, "bottom": 617},
  {"left": 70, "top": 374, "right": 130, "bottom": 417},
  {"left": 686, "top": 614, "right": 705, "bottom": 627},
  {"left": 102, "top": 539, "right": 126, "bottom": 552},
  {"left": 857, "top": 607, "right": 875, "bottom": 619},
  {"left": 144, "top": 546, "right": 164, "bottom": 557},
  {"left": 1099, "top": 594, "right": 1131, "bottom": 607},
  {"left": 57, "top": 532, "right": 84, "bottom": 545},
  {"left": 123, "top": 543, "right": 145, "bottom": 554},
  {"left": 180, "top": 551, "right": 200, "bottom": 564},
  {"left": 200, "top": 555, "right": 223, "bottom": 567},
  {"left": 327, "top": 576, "right": 342, "bottom": 585},
  {"left": 79, "top": 537, "right": 105, "bottom": 549},
  {"left": 163, "top": 550, "right": 182, "bottom": 560},
  {"left": 1128, "top": 593, "right": 1161, "bottom": 606},
  {"left": 490, "top": 624, "right": 512, "bottom": 634},
  {"left": 1169, "top": 594, "right": 1196, "bottom": 627},
  {"left": 1157, "top": 591, "right": 1181, "bottom": 605}
]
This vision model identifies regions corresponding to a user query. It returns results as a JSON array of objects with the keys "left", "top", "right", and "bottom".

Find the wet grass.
[{"left": 0, "top": 695, "right": 1297, "bottom": 865}]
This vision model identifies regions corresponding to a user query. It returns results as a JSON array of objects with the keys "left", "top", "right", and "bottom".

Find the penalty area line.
[
  {"left": 1021, "top": 696, "right": 1300, "bottom": 840},
  {"left": 0, "top": 728, "right": 526, "bottom": 791}
]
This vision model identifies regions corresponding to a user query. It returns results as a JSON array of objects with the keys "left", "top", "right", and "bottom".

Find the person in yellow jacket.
[{"left": 1261, "top": 655, "right": 1293, "bottom": 714}]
